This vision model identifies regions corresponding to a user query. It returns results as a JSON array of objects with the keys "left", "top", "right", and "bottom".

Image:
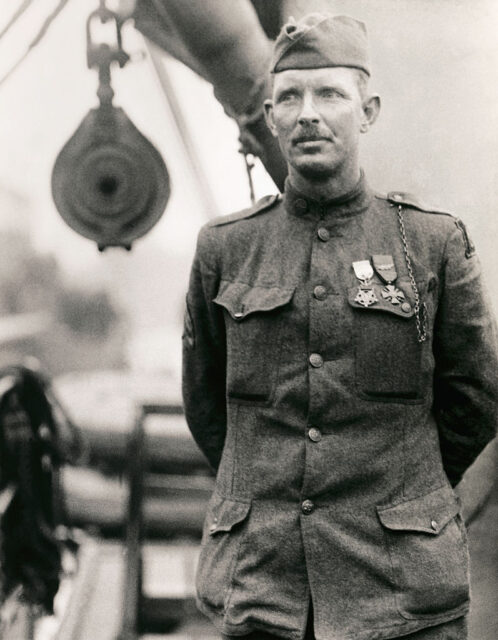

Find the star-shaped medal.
[
  {"left": 355, "top": 288, "right": 378, "bottom": 307},
  {"left": 381, "top": 285, "right": 405, "bottom": 305}
]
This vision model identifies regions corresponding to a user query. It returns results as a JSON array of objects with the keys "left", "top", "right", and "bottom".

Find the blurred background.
[
  {"left": 1, "top": 0, "right": 498, "bottom": 380},
  {"left": 0, "top": 1, "right": 497, "bottom": 639}
]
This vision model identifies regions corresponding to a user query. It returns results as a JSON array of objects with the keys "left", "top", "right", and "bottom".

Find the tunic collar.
[{"left": 283, "top": 171, "right": 372, "bottom": 219}]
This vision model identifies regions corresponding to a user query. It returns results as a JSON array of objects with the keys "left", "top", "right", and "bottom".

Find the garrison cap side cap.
[{"left": 271, "top": 13, "right": 370, "bottom": 76}]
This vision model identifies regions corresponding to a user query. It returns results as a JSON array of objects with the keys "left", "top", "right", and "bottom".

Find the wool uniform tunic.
[{"left": 182, "top": 175, "right": 498, "bottom": 640}]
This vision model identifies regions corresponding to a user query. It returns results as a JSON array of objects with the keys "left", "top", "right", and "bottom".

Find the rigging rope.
[
  {"left": 0, "top": 0, "right": 33, "bottom": 42},
  {"left": 0, "top": 0, "right": 71, "bottom": 89}
]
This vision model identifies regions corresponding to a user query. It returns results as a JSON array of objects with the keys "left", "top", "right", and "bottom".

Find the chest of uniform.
[{"left": 214, "top": 215, "right": 435, "bottom": 405}]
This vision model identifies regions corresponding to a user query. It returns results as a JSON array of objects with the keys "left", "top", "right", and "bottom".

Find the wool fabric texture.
[{"left": 271, "top": 13, "right": 370, "bottom": 75}]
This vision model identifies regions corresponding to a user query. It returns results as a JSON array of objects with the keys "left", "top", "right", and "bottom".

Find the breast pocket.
[
  {"left": 377, "top": 485, "right": 469, "bottom": 620},
  {"left": 214, "top": 281, "right": 294, "bottom": 404},
  {"left": 349, "top": 278, "right": 425, "bottom": 402}
]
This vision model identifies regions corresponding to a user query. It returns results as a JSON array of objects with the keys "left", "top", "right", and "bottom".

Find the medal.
[
  {"left": 355, "top": 288, "right": 378, "bottom": 307},
  {"left": 372, "top": 254, "right": 406, "bottom": 306},
  {"left": 353, "top": 260, "right": 374, "bottom": 283},
  {"left": 381, "top": 284, "right": 405, "bottom": 305},
  {"left": 372, "top": 254, "right": 397, "bottom": 285},
  {"left": 352, "top": 260, "right": 378, "bottom": 307}
]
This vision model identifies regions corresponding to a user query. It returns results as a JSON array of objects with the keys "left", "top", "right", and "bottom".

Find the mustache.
[{"left": 292, "top": 126, "right": 332, "bottom": 144}]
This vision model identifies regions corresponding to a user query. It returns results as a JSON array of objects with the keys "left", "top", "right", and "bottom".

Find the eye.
[
  {"left": 319, "top": 88, "right": 345, "bottom": 100},
  {"left": 277, "top": 91, "right": 299, "bottom": 105}
]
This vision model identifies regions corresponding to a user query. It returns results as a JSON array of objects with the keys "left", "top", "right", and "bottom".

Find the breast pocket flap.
[
  {"left": 209, "top": 497, "right": 251, "bottom": 536},
  {"left": 214, "top": 282, "right": 294, "bottom": 321},
  {"left": 377, "top": 485, "right": 460, "bottom": 535}
]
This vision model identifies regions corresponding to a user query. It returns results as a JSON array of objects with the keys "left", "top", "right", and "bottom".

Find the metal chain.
[
  {"left": 396, "top": 205, "right": 427, "bottom": 343},
  {"left": 243, "top": 154, "right": 256, "bottom": 205}
]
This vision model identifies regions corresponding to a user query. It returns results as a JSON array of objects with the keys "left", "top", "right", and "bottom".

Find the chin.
[{"left": 293, "top": 161, "right": 337, "bottom": 181}]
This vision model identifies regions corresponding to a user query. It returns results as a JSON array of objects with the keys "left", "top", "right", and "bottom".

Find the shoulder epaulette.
[
  {"left": 382, "top": 192, "right": 475, "bottom": 258},
  {"left": 208, "top": 194, "right": 281, "bottom": 227},
  {"left": 382, "top": 191, "right": 453, "bottom": 217}
]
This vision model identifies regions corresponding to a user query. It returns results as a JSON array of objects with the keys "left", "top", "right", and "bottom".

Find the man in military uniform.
[{"left": 182, "top": 14, "right": 498, "bottom": 640}]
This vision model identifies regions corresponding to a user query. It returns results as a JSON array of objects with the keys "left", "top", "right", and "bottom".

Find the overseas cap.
[{"left": 271, "top": 13, "right": 370, "bottom": 76}]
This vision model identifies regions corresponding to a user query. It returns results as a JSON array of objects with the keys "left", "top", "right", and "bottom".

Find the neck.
[{"left": 288, "top": 165, "right": 361, "bottom": 202}]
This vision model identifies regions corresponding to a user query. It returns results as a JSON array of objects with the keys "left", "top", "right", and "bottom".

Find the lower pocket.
[
  {"left": 196, "top": 495, "right": 251, "bottom": 612},
  {"left": 377, "top": 485, "right": 469, "bottom": 619}
]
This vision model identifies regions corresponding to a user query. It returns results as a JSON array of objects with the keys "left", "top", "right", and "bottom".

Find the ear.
[
  {"left": 360, "top": 94, "right": 381, "bottom": 133},
  {"left": 264, "top": 99, "right": 278, "bottom": 137}
]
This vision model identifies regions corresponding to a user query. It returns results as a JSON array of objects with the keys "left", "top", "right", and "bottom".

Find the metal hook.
[{"left": 86, "top": 1, "right": 129, "bottom": 105}]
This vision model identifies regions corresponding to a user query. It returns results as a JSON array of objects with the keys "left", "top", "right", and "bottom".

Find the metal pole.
[
  {"left": 146, "top": 42, "right": 220, "bottom": 219},
  {"left": 117, "top": 408, "right": 145, "bottom": 640}
]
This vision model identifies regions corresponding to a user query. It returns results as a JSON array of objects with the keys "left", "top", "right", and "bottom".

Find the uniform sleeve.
[
  {"left": 182, "top": 227, "right": 227, "bottom": 472},
  {"left": 433, "top": 222, "right": 498, "bottom": 487}
]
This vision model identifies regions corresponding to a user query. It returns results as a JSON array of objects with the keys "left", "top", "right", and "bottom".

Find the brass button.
[
  {"left": 313, "top": 285, "right": 327, "bottom": 300},
  {"left": 431, "top": 519, "right": 438, "bottom": 531},
  {"left": 308, "top": 427, "right": 322, "bottom": 442},
  {"left": 294, "top": 198, "right": 308, "bottom": 213},
  {"left": 309, "top": 353, "right": 323, "bottom": 368},
  {"left": 301, "top": 499, "right": 314, "bottom": 515},
  {"left": 234, "top": 312, "right": 244, "bottom": 319},
  {"left": 317, "top": 227, "right": 330, "bottom": 242},
  {"left": 401, "top": 302, "right": 411, "bottom": 313}
]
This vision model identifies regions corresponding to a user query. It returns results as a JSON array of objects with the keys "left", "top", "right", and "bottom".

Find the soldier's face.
[{"left": 265, "top": 67, "right": 369, "bottom": 181}]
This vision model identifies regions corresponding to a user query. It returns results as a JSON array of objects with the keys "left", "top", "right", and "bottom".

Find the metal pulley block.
[
  {"left": 52, "top": 106, "right": 170, "bottom": 251},
  {"left": 51, "top": 1, "right": 170, "bottom": 250}
]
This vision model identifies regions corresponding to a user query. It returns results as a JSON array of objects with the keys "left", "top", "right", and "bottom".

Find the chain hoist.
[{"left": 51, "top": 0, "right": 170, "bottom": 250}]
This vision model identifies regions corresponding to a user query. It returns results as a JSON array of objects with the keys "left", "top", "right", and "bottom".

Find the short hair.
[{"left": 354, "top": 68, "right": 369, "bottom": 101}]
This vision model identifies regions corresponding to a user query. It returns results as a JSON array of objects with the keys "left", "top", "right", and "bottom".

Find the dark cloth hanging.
[{"left": 0, "top": 365, "right": 80, "bottom": 613}]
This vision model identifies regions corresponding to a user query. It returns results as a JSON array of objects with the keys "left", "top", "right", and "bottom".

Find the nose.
[{"left": 298, "top": 94, "right": 320, "bottom": 126}]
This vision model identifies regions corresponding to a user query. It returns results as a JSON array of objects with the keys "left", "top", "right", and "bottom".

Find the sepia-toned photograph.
[{"left": 0, "top": 1, "right": 496, "bottom": 639}]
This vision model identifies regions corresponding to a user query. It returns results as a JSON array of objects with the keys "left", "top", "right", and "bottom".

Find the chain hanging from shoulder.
[
  {"left": 396, "top": 205, "right": 427, "bottom": 343},
  {"left": 243, "top": 153, "right": 256, "bottom": 205}
]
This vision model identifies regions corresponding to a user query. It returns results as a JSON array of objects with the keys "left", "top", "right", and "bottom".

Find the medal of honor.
[
  {"left": 353, "top": 260, "right": 374, "bottom": 283},
  {"left": 355, "top": 288, "right": 378, "bottom": 307},
  {"left": 352, "top": 260, "right": 378, "bottom": 307}
]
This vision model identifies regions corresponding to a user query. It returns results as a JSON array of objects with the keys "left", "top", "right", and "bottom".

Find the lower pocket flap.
[
  {"left": 377, "top": 485, "right": 460, "bottom": 534},
  {"left": 214, "top": 281, "right": 294, "bottom": 320},
  {"left": 209, "top": 497, "right": 251, "bottom": 535}
]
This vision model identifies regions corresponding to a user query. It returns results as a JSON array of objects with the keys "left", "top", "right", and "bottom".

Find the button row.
[
  {"left": 308, "top": 427, "right": 322, "bottom": 442},
  {"left": 294, "top": 198, "right": 308, "bottom": 213},
  {"left": 301, "top": 499, "right": 314, "bottom": 515},
  {"left": 309, "top": 353, "right": 323, "bottom": 368},
  {"left": 313, "top": 285, "right": 327, "bottom": 300}
]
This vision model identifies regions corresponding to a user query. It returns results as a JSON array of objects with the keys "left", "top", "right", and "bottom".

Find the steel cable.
[
  {"left": 0, "top": 0, "right": 71, "bottom": 89},
  {"left": 0, "top": 0, "right": 33, "bottom": 42}
]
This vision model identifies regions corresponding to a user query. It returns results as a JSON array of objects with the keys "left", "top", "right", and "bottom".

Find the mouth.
[{"left": 293, "top": 136, "right": 330, "bottom": 145}]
